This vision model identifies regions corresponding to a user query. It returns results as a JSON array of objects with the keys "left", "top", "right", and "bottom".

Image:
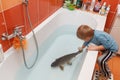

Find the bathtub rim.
[{"left": 1, "top": 8, "right": 107, "bottom": 80}]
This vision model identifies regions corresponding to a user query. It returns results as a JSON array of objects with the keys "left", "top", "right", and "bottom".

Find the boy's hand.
[
  {"left": 87, "top": 45, "right": 98, "bottom": 51},
  {"left": 87, "top": 45, "right": 105, "bottom": 51},
  {"left": 78, "top": 47, "right": 83, "bottom": 51}
]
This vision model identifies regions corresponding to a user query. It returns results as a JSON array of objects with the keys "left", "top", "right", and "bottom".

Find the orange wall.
[
  {"left": 0, "top": 0, "right": 22, "bottom": 11},
  {"left": 0, "top": 0, "right": 63, "bottom": 51}
]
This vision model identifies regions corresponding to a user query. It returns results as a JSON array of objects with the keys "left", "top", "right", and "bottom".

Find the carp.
[{"left": 51, "top": 50, "right": 82, "bottom": 70}]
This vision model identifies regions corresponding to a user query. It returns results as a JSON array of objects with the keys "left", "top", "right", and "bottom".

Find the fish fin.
[
  {"left": 67, "top": 61, "right": 72, "bottom": 65},
  {"left": 59, "top": 65, "right": 64, "bottom": 70}
]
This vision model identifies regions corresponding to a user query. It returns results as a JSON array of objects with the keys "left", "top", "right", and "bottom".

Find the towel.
[{"left": 13, "top": 37, "right": 27, "bottom": 50}]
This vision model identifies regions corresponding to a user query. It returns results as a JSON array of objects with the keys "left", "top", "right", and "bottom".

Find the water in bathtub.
[{"left": 16, "top": 25, "right": 86, "bottom": 80}]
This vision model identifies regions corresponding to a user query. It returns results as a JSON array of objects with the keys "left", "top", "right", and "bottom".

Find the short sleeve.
[{"left": 97, "top": 36, "right": 111, "bottom": 49}]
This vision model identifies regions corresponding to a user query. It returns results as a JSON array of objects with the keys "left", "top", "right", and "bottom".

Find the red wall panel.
[
  {"left": 4, "top": 5, "right": 24, "bottom": 34},
  {"left": 0, "top": 0, "right": 63, "bottom": 52},
  {"left": 39, "top": 0, "right": 49, "bottom": 23},
  {"left": 49, "top": 0, "right": 57, "bottom": 15},
  {"left": 0, "top": 13, "right": 11, "bottom": 51}
]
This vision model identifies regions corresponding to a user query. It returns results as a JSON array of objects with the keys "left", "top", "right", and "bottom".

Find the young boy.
[{"left": 76, "top": 25, "right": 119, "bottom": 79}]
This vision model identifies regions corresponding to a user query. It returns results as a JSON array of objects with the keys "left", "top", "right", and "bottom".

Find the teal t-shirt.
[{"left": 83, "top": 30, "right": 119, "bottom": 52}]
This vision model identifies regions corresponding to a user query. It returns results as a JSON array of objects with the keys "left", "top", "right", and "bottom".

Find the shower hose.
[{"left": 19, "top": 0, "right": 39, "bottom": 69}]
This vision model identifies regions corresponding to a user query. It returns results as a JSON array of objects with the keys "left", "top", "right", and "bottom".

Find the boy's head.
[{"left": 77, "top": 25, "right": 94, "bottom": 41}]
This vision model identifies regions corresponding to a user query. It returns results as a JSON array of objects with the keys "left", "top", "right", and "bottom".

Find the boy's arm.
[
  {"left": 78, "top": 43, "right": 86, "bottom": 51},
  {"left": 87, "top": 45, "right": 105, "bottom": 51},
  {"left": 78, "top": 41, "right": 90, "bottom": 51}
]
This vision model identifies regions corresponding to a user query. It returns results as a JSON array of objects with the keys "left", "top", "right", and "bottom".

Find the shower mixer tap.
[
  {"left": 14, "top": 26, "right": 22, "bottom": 36},
  {"left": 14, "top": 26, "right": 25, "bottom": 39},
  {"left": 1, "top": 25, "right": 24, "bottom": 40}
]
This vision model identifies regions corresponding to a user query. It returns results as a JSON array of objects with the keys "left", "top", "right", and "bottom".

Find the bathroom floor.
[{"left": 94, "top": 53, "right": 120, "bottom": 80}]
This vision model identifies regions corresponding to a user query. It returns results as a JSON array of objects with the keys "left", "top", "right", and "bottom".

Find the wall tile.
[
  {"left": 56, "top": 0, "right": 64, "bottom": 9},
  {"left": 49, "top": 0, "right": 57, "bottom": 15},
  {"left": 0, "top": 13, "right": 11, "bottom": 51},
  {"left": 38, "top": 0, "right": 49, "bottom": 23},
  {"left": 2, "top": 4, "right": 26, "bottom": 51},
  {"left": 1, "top": 0, "right": 22, "bottom": 11},
  {"left": 4, "top": 4, "right": 24, "bottom": 34},
  {"left": 0, "top": 0, "right": 63, "bottom": 52},
  {"left": 26, "top": 0, "right": 39, "bottom": 28},
  {"left": 104, "top": 12, "right": 116, "bottom": 32},
  {"left": 0, "top": 1, "right": 2, "bottom": 12}
]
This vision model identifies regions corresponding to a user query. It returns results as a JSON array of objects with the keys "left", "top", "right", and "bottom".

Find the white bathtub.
[{"left": 0, "top": 8, "right": 107, "bottom": 80}]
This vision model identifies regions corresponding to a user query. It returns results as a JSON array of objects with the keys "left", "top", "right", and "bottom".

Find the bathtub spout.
[{"left": 1, "top": 33, "right": 16, "bottom": 40}]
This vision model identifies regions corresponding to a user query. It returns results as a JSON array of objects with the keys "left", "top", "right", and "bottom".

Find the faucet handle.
[{"left": 14, "top": 25, "right": 24, "bottom": 36}]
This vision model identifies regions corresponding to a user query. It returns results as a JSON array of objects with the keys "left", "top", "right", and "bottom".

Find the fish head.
[{"left": 51, "top": 61, "right": 59, "bottom": 67}]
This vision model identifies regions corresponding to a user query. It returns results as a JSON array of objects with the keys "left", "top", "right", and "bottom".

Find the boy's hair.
[{"left": 77, "top": 25, "right": 94, "bottom": 39}]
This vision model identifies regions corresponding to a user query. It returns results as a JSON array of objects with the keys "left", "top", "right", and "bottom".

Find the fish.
[{"left": 51, "top": 50, "right": 83, "bottom": 70}]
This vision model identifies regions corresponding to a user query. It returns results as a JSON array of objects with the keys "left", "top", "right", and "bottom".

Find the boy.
[{"left": 76, "top": 25, "right": 119, "bottom": 79}]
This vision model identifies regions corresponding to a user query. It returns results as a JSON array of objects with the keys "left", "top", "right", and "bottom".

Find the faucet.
[{"left": 1, "top": 25, "right": 24, "bottom": 40}]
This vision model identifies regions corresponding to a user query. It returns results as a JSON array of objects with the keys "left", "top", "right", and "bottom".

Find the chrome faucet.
[
  {"left": 14, "top": 26, "right": 25, "bottom": 40},
  {"left": 1, "top": 25, "right": 24, "bottom": 40}
]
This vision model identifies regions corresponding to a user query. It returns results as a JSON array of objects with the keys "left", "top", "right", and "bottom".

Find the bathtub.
[{"left": 0, "top": 8, "right": 107, "bottom": 80}]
